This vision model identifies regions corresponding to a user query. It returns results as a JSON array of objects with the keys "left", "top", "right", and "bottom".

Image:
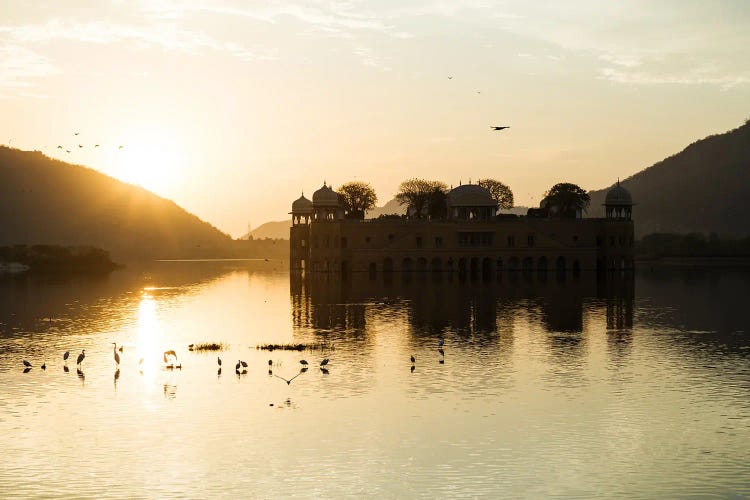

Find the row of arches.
[{"left": 370, "top": 256, "right": 582, "bottom": 274}]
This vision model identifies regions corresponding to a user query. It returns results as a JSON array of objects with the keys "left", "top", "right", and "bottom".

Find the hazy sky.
[{"left": 1, "top": 1, "right": 749, "bottom": 237}]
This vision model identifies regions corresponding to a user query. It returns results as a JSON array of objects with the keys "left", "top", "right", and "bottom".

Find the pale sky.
[{"left": 1, "top": 0, "right": 749, "bottom": 237}]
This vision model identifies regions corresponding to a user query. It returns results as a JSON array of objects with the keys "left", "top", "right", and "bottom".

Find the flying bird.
[
  {"left": 65, "top": 150, "right": 71, "bottom": 153},
  {"left": 491, "top": 126, "right": 510, "bottom": 131},
  {"left": 57, "top": 145, "right": 63, "bottom": 149},
  {"left": 94, "top": 144, "right": 100, "bottom": 148},
  {"left": 118, "top": 145, "right": 124, "bottom": 149},
  {"left": 274, "top": 372, "right": 302, "bottom": 385},
  {"left": 78, "top": 145, "right": 83, "bottom": 148}
]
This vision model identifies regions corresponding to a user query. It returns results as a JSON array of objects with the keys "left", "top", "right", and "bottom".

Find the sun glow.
[{"left": 112, "top": 129, "right": 186, "bottom": 194}]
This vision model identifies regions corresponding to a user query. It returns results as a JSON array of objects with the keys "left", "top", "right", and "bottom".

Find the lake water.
[{"left": 1, "top": 261, "right": 749, "bottom": 498}]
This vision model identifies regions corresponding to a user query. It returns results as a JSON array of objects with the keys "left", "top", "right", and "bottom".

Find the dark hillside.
[
  {"left": 589, "top": 121, "right": 750, "bottom": 237},
  {"left": 0, "top": 147, "right": 233, "bottom": 261}
]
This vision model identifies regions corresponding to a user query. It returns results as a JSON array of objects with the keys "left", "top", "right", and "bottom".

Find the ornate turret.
[
  {"left": 290, "top": 192, "right": 313, "bottom": 226},
  {"left": 604, "top": 181, "right": 633, "bottom": 220},
  {"left": 311, "top": 182, "right": 343, "bottom": 222}
]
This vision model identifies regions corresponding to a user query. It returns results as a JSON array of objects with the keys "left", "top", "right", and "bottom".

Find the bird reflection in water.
[
  {"left": 217, "top": 367, "right": 222, "bottom": 378},
  {"left": 114, "top": 368, "right": 120, "bottom": 390},
  {"left": 320, "top": 367, "right": 330, "bottom": 375},
  {"left": 77, "top": 368, "right": 85, "bottom": 385},
  {"left": 163, "top": 384, "right": 177, "bottom": 400},
  {"left": 63, "top": 365, "right": 70, "bottom": 373},
  {"left": 23, "top": 367, "right": 31, "bottom": 374}
]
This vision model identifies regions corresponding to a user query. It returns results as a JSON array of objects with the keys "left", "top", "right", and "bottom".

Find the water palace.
[{"left": 289, "top": 181, "right": 634, "bottom": 275}]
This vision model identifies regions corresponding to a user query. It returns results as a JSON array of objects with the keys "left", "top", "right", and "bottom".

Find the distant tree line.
[
  {"left": 637, "top": 233, "right": 750, "bottom": 258},
  {"left": 336, "top": 178, "right": 589, "bottom": 220},
  {"left": 0, "top": 245, "right": 119, "bottom": 273}
]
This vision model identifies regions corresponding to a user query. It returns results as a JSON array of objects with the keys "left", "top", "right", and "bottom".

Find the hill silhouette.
[
  {"left": 0, "top": 147, "right": 237, "bottom": 261},
  {"left": 244, "top": 220, "right": 292, "bottom": 240},
  {"left": 588, "top": 120, "right": 750, "bottom": 238}
]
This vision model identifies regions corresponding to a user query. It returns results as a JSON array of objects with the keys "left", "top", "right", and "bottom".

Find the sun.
[{"left": 112, "top": 129, "right": 185, "bottom": 194}]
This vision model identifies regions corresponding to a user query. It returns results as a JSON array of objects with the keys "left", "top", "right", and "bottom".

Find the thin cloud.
[{"left": 0, "top": 44, "right": 59, "bottom": 98}]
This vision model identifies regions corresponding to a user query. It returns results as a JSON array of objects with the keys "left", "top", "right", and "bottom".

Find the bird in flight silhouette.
[
  {"left": 274, "top": 372, "right": 302, "bottom": 385},
  {"left": 448, "top": 76, "right": 453, "bottom": 79},
  {"left": 57, "top": 145, "right": 62, "bottom": 149},
  {"left": 74, "top": 132, "right": 79, "bottom": 136},
  {"left": 491, "top": 126, "right": 509, "bottom": 131}
]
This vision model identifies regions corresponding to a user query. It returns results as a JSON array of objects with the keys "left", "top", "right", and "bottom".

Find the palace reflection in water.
[{"left": 291, "top": 270, "right": 634, "bottom": 337}]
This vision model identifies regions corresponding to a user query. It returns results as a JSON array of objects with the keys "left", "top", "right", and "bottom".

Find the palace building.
[{"left": 290, "top": 181, "right": 634, "bottom": 274}]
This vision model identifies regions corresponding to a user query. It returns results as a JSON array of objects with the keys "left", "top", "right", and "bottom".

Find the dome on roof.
[
  {"left": 291, "top": 193, "right": 313, "bottom": 213},
  {"left": 447, "top": 184, "right": 496, "bottom": 207},
  {"left": 312, "top": 183, "right": 340, "bottom": 206},
  {"left": 605, "top": 182, "right": 633, "bottom": 206}
]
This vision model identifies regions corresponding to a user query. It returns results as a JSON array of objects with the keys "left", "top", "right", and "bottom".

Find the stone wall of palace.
[{"left": 290, "top": 217, "right": 634, "bottom": 274}]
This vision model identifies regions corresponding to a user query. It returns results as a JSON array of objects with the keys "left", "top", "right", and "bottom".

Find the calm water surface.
[{"left": 1, "top": 261, "right": 749, "bottom": 498}]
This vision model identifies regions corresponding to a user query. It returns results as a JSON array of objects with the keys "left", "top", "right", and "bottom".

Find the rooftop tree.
[
  {"left": 395, "top": 179, "right": 448, "bottom": 219},
  {"left": 477, "top": 178, "right": 514, "bottom": 210},
  {"left": 337, "top": 181, "right": 378, "bottom": 219},
  {"left": 542, "top": 182, "right": 590, "bottom": 218}
]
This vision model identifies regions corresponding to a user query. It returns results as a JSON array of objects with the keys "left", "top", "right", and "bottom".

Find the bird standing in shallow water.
[
  {"left": 300, "top": 359, "right": 308, "bottom": 366},
  {"left": 76, "top": 350, "right": 85, "bottom": 366},
  {"left": 438, "top": 338, "right": 445, "bottom": 348},
  {"left": 63, "top": 351, "right": 69, "bottom": 362},
  {"left": 410, "top": 355, "right": 416, "bottom": 364},
  {"left": 217, "top": 356, "right": 222, "bottom": 367},
  {"left": 235, "top": 360, "right": 241, "bottom": 371},
  {"left": 112, "top": 343, "right": 120, "bottom": 366},
  {"left": 23, "top": 360, "right": 31, "bottom": 368},
  {"left": 320, "top": 358, "right": 329, "bottom": 367}
]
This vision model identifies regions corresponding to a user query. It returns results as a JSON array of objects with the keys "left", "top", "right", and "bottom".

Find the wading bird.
[
  {"left": 410, "top": 355, "right": 416, "bottom": 364},
  {"left": 23, "top": 360, "right": 31, "bottom": 368},
  {"left": 274, "top": 372, "right": 302, "bottom": 385},
  {"left": 320, "top": 358, "right": 329, "bottom": 367},
  {"left": 240, "top": 360, "right": 248, "bottom": 368},
  {"left": 300, "top": 359, "right": 308, "bottom": 366},
  {"left": 217, "top": 356, "right": 222, "bottom": 367},
  {"left": 438, "top": 338, "right": 445, "bottom": 348},
  {"left": 41, "top": 362, "right": 46, "bottom": 370},
  {"left": 235, "top": 360, "right": 241, "bottom": 371},
  {"left": 76, "top": 349, "right": 85, "bottom": 366},
  {"left": 491, "top": 126, "right": 509, "bottom": 131},
  {"left": 113, "top": 343, "right": 120, "bottom": 366},
  {"left": 63, "top": 351, "right": 70, "bottom": 362}
]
